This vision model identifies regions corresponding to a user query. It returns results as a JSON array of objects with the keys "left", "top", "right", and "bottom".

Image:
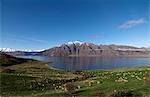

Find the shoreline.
[{"left": 47, "top": 62, "right": 150, "bottom": 72}]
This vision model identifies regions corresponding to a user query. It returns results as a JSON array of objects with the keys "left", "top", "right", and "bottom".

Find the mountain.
[
  {"left": 0, "top": 48, "right": 44, "bottom": 52},
  {"left": 146, "top": 46, "right": 150, "bottom": 49},
  {"left": 0, "top": 48, "right": 18, "bottom": 52},
  {"left": 40, "top": 41, "right": 150, "bottom": 57},
  {"left": 0, "top": 48, "right": 43, "bottom": 56}
]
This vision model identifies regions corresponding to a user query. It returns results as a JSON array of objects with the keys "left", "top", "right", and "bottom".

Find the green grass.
[
  {"left": 71, "top": 67, "right": 150, "bottom": 97},
  {"left": 0, "top": 61, "right": 150, "bottom": 97}
]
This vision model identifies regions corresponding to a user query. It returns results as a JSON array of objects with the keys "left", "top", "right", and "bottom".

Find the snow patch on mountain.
[
  {"left": 0, "top": 48, "right": 18, "bottom": 52},
  {"left": 0, "top": 48, "right": 44, "bottom": 52},
  {"left": 64, "top": 41, "right": 84, "bottom": 45}
]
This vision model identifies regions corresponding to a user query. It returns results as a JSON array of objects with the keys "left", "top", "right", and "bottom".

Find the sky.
[{"left": 1, "top": 0, "right": 150, "bottom": 50}]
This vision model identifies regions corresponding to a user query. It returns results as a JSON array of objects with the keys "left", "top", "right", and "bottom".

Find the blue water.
[{"left": 16, "top": 55, "right": 150, "bottom": 70}]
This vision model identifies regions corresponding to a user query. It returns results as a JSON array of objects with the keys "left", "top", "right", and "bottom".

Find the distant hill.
[
  {"left": 5, "top": 51, "right": 39, "bottom": 56},
  {"left": 40, "top": 41, "right": 150, "bottom": 57},
  {"left": 0, "top": 52, "right": 33, "bottom": 66}
]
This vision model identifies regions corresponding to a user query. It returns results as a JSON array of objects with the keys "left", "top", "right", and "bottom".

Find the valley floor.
[{"left": 0, "top": 60, "right": 150, "bottom": 97}]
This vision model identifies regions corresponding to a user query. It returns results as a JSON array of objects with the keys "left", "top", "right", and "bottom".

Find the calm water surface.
[{"left": 16, "top": 55, "right": 150, "bottom": 70}]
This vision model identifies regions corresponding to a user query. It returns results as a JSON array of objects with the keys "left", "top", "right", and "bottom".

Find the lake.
[{"left": 16, "top": 55, "right": 150, "bottom": 70}]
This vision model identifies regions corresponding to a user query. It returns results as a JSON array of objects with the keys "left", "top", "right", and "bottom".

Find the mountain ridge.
[
  {"left": 0, "top": 48, "right": 44, "bottom": 52},
  {"left": 40, "top": 41, "right": 150, "bottom": 57},
  {"left": 1, "top": 41, "right": 150, "bottom": 57}
]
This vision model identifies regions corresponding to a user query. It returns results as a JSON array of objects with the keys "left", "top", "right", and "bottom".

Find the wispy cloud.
[
  {"left": 118, "top": 18, "right": 145, "bottom": 29},
  {"left": 5, "top": 34, "right": 48, "bottom": 44},
  {"left": 27, "top": 37, "right": 48, "bottom": 43}
]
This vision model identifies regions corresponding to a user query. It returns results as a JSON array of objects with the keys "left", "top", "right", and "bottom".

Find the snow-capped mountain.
[
  {"left": 0, "top": 48, "right": 45, "bottom": 56},
  {"left": 146, "top": 46, "right": 150, "bottom": 49},
  {"left": 0, "top": 48, "right": 44, "bottom": 52},
  {"left": 0, "top": 48, "right": 18, "bottom": 52},
  {"left": 0, "top": 48, "right": 33, "bottom": 52},
  {"left": 40, "top": 41, "right": 150, "bottom": 57}
]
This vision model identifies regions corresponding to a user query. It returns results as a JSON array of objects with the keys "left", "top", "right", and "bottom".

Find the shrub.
[
  {"left": 92, "top": 91, "right": 105, "bottom": 97},
  {"left": 144, "top": 74, "right": 150, "bottom": 85},
  {"left": 63, "top": 83, "right": 77, "bottom": 94},
  {"left": 111, "top": 90, "right": 142, "bottom": 97},
  {"left": 1, "top": 68, "right": 15, "bottom": 73}
]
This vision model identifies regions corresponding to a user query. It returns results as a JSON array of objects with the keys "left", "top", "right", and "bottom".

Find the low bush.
[
  {"left": 111, "top": 90, "right": 142, "bottom": 97},
  {"left": 63, "top": 83, "right": 77, "bottom": 94},
  {"left": 144, "top": 74, "right": 150, "bottom": 85}
]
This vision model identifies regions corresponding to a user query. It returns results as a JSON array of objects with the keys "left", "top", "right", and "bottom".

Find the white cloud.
[
  {"left": 27, "top": 37, "right": 48, "bottom": 43},
  {"left": 119, "top": 18, "right": 145, "bottom": 29}
]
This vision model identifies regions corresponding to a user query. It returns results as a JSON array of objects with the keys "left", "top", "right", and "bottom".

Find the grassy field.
[{"left": 0, "top": 60, "right": 150, "bottom": 97}]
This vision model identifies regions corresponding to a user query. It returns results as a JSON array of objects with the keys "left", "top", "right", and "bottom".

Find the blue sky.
[{"left": 1, "top": 0, "right": 150, "bottom": 50}]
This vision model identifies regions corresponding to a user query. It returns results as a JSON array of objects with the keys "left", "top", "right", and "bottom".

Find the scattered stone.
[{"left": 115, "top": 77, "right": 128, "bottom": 83}]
